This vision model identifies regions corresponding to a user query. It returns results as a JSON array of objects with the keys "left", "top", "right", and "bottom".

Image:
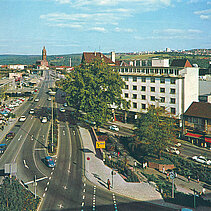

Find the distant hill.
[{"left": 0, "top": 54, "right": 82, "bottom": 66}]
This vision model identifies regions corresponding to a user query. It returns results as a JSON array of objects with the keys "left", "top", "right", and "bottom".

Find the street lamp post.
[{"left": 51, "top": 94, "right": 54, "bottom": 153}]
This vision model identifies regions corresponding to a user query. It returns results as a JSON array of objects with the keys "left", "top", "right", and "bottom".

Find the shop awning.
[
  {"left": 185, "top": 133, "right": 203, "bottom": 138},
  {"left": 205, "top": 137, "right": 211, "bottom": 143}
]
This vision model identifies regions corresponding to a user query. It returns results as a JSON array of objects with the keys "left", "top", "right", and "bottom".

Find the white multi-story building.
[{"left": 117, "top": 59, "right": 199, "bottom": 119}]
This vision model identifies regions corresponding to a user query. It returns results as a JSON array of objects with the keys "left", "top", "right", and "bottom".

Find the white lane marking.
[
  {"left": 63, "top": 186, "right": 67, "bottom": 190},
  {"left": 83, "top": 195, "right": 85, "bottom": 200},
  {"left": 18, "top": 135, "right": 22, "bottom": 141},
  {"left": 51, "top": 171, "right": 53, "bottom": 175},
  {"left": 73, "top": 131, "right": 75, "bottom": 135},
  {"left": 47, "top": 182, "right": 49, "bottom": 185},
  {"left": 83, "top": 189, "right": 86, "bottom": 192},
  {"left": 45, "top": 187, "right": 48, "bottom": 191},
  {"left": 63, "top": 130, "right": 65, "bottom": 135},
  {"left": 34, "top": 148, "right": 46, "bottom": 151},
  {"left": 112, "top": 193, "right": 118, "bottom": 210},
  {"left": 49, "top": 177, "right": 51, "bottom": 180},
  {"left": 58, "top": 204, "right": 64, "bottom": 209},
  {"left": 52, "top": 168, "right": 55, "bottom": 170},
  {"left": 43, "top": 193, "right": 46, "bottom": 197},
  {"left": 81, "top": 202, "right": 84, "bottom": 207},
  {"left": 84, "top": 183, "right": 86, "bottom": 187}
]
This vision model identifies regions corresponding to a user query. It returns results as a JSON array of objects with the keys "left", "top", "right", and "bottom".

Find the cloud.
[
  {"left": 194, "top": 8, "right": 211, "bottom": 20},
  {"left": 90, "top": 27, "right": 106, "bottom": 32},
  {"left": 134, "top": 35, "right": 201, "bottom": 40},
  {"left": 114, "top": 27, "right": 134, "bottom": 33},
  {"left": 153, "top": 28, "right": 202, "bottom": 34}
]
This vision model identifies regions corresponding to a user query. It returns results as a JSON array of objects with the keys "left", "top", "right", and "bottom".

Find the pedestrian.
[
  {"left": 202, "top": 188, "right": 206, "bottom": 195},
  {"left": 162, "top": 167, "right": 165, "bottom": 174},
  {"left": 197, "top": 178, "right": 199, "bottom": 183},
  {"left": 107, "top": 179, "right": 111, "bottom": 190},
  {"left": 188, "top": 176, "right": 190, "bottom": 182}
]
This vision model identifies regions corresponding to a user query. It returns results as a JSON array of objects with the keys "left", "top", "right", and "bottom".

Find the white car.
[
  {"left": 59, "top": 108, "right": 65, "bottom": 113},
  {"left": 109, "top": 125, "right": 119, "bottom": 132},
  {"left": 166, "top": 147, "right": 180, "bottom": 155},
  {"left": 192, "top": 156, "right": 211, "bottom": 165},
  {"left": 29, "top": 109, "right": 35, "bottom": 114},
  {"left": 41, "top": 117, "right": 47, "bottom": 123},
  {"left": 34, "top": 98, "right": 39, "bottom": 102},
  {"left": 47, "top": 98, "right": 51, "bottom": 101},
  {"left": 19, "top": 116, "right": 26, "bottom": 122},
  {"left": 175, "top": 142, "right": 181, "bottom": 147}
]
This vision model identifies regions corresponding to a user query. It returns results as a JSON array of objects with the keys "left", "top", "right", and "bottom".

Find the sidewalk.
[{"left": 79, "top": 126, "right": 184, "bottom": 210}]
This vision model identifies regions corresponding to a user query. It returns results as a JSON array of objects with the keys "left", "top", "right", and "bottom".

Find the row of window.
[
  {"left": 125, "top": 85, "right": 176, "bottom": 94},
  {"left": 119, "top": 68, "right": 179, "bottom": 75},
  {"left": 132, "top": 102, "right": 176, "bottom": 114},
  {"left": 125, "top": 76, "right": 176, "bottom": 84},
  {"left": 125, "top": 93, "right": 176, "bottom": 103}
]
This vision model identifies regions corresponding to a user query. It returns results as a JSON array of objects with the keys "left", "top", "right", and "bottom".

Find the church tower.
[{"left": 42, "top": 46, "right": 47, "bottom": 61}]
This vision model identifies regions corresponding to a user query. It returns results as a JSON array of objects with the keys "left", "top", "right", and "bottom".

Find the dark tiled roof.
[
  {"left": 184, "top": 102, "right": 211, "bottom": 119},
  {"left": 170, "top": 59, "right": 192, "bottom": 67},
  {"left": 82, "top": 52, "right": 115, "bottom": 65}
]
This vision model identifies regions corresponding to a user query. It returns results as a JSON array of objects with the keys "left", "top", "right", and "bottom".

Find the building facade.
[{"left": 117, "top": 59, "right": 199, "bottom": 120}]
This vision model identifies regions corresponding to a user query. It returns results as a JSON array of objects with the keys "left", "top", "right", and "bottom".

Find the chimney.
[
  {"left": 94, "top": 51, "right": 97, "bottom": 56},
  {"left": 111, "top": 51, "right": 115, "bottom": 63}
]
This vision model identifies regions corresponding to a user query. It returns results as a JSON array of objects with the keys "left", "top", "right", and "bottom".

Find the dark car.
[
  {"left": 6, "top": 131, "right": 15, "bottom": 139},
  {"left": 44, "top": 156, "right": 56, "bottom": 168},
  {"left": 0, "top": 144, "right": 7, "bottom": 154}
]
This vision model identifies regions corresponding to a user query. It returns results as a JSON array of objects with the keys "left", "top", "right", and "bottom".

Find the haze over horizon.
[{"left": 0, "top": 0, "right": 210, "bottom": 55}]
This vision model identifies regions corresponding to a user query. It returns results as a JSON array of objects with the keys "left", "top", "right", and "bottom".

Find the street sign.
[
  {"left": 169, "top": 171, "right": 175, "bottom": 179},
  {"left": 96, "top": 141, "right": 105, "bottom": 149}
]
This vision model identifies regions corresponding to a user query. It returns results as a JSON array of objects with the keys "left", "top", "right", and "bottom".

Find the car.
[
  {"left": 59, "top": 108, "right": 65, "bottom": 113},
  {"left": 44, "top": 156, "right": 56, "bottom": 168},
  {"left": 166, "top": 147, "right": 180, "bottom": 155},
  {"left": 19, "top": 116, "right": 26, "bottom": 122},
  {"left": 47, "top": 98, "right": 51, "bottom": 101},
  {"left": 41, "top": 117, "right": 47, "bottom": 123},
  {"left": 109, "top": 125, "right": 119, "bottom": 132},
  {"left": 34, "top": 98, "right": 39, "bottom": 102},
  {"left": 175, "top": 142, "right": 181, "bottom": 147},
  {"left": 0, "top": 144, "right": 7, "bottom": 154},
  {"left": 192, "top": 156, "right": 211, "bottom": 165},
  {"left": 63, "top": 103, "right": 67, "bottom": 107},
  {"left": 6, "top": 131, "right": 15, "bottom": 139},
  {"left": 29, "top": 109, "right": 35, "bottom": 114}
]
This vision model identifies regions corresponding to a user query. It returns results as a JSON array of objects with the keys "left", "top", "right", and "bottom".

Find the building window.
[
  {"left": 170, "top": 79, "right": 176, "bottom": 84},
  {"left": 170, "top": 98, "right": 176, "bottom": 104},
  {"left": 160, "top": 78, "right": 165, "bottom": 84},
  {"left": 151, "top": 87, "right": 155, "bottom": 92},
  {"left": 141, "top": 86, "right": 146, "bottom": 91},
  {"left": 169, "top": 69, "right": 173, "bottom": 74},
  {"left": 170, "top": 88, "right": 176, "bottom": 94},
  {"left": 150, "top": 78, "right": 155, "bottom": 83},
  {"left": 125, "top": 93, "right": 128, "bottom": 98},
  {"left": 125, "top": 68, "right": 128, "bottom": 72},
  {"left": 160, "top": 106, "right": 165, "bottom": 111},
  {"left": 141, "top": 95, "right": 146, "bottom": 100},
  {"left": 151, "top": 96, "right": 155, "bottom": 101},
  {"left": 133, "top": 94, "right": 137, "bottom": 99},
  {"left": 160, "top": 97, "right": 165, "bottom": 103},
  {"left": 141, "top": 77, "right": 146, "bottom": 82},
  {"left": 171, "top": 108, "right": 176, "bottom": 114},
  {"left": 133, "top": 85, "right": 137, "bottom": 90},
  {"left": 142, "top": 104, "right": 146, "bottom": 109},
  {"left": 160, "top": 88, "right": 165, "bottom": 93},
  {"left": 125, "top": 76, "right": 129, "bottom": 81},
  {"left": 125, "top": 85, "right": 129, "bottom": 89},
  {"left": 164, "top": 69, "right": 168, "bottom": 74},
  {"left": 133, "top": 102, "right": 137, "bottom": 108},
  {"left": 133, "top": 77, "right": 137, "bottom": 82}
]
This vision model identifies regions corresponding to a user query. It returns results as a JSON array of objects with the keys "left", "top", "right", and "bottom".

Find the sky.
[{"left": 0, "top": 0, "right": 210, "bottom": 55}]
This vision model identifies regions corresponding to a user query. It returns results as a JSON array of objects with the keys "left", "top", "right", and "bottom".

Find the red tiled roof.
[
  {"left": 185, "top": 133, "right": 203, "bottom": 138},
  {"left": 183, "top": 102, "right": 211, "bottom": 119},
  {"left": 170, "top": 59, "right": 192, "bottom": 67},
  {"left": 82, "top": 52, "right": 115, "bottom": 65}
]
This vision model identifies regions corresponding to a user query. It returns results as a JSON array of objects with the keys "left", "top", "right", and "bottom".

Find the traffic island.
[{"left": 47, "top": 120, "right": 58, "bottom": 155}]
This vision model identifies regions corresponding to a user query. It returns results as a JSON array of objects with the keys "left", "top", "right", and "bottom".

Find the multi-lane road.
[{"left": 0, "top": 70, "right": 178, "bottom": 211}]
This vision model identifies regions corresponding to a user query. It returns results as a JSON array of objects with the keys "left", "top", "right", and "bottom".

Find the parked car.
[
  {"left": 175, "top": 142, "right": 181, "bottom": 147},
  {"left": 6, "top": 131, "right": 15, "bottom": 139},
  {"left": 59, "top": 108, "right": 65, "bottom": 113},
  {"left": 0, "top": 144, "right": 7, "bottom": 154},
  {"left": 166, "top": 147, "right": 180, "bottom": 155},
  {"left": 34, "top": 98, "right": 39, "bottom": 102},
  {"left": 63, "top": 103, "right": 67, "bottom": 107},
  {"left": 44, "top": 156, "right": 56, "bottom": 168},
  {"left": 47, "top": 98, "right": 51, "bottom": 101},
  {"left": 41, "top": 117, "right": 47, "bottom": 123},
  {"left": 19, "top": 116, "right": 26, "bottom": 122},
  {"left": 192, "top": 156, "right": 211, "bottom": 165},
  {"left": 29, "top": 109, "right": 35, "bottom": 114},
  {"left": 109, "top": 125, "right": 119, "bottom": 132}
]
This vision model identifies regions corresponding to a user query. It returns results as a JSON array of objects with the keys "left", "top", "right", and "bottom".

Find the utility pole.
[{"left": 193, "top": 189, "right": 196, "bottom": 208}]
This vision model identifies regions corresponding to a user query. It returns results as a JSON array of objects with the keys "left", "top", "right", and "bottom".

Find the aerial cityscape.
[{"left": 0, "top": 0, "right": 211, "bottom": 211}]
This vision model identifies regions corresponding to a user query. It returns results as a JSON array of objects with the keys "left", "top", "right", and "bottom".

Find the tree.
[
  {"left": 60, "top": 59, "right": 129, "bottom": 127},
  {"left": 134, "top": 106, "right": 177, "bottom": 159}
]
